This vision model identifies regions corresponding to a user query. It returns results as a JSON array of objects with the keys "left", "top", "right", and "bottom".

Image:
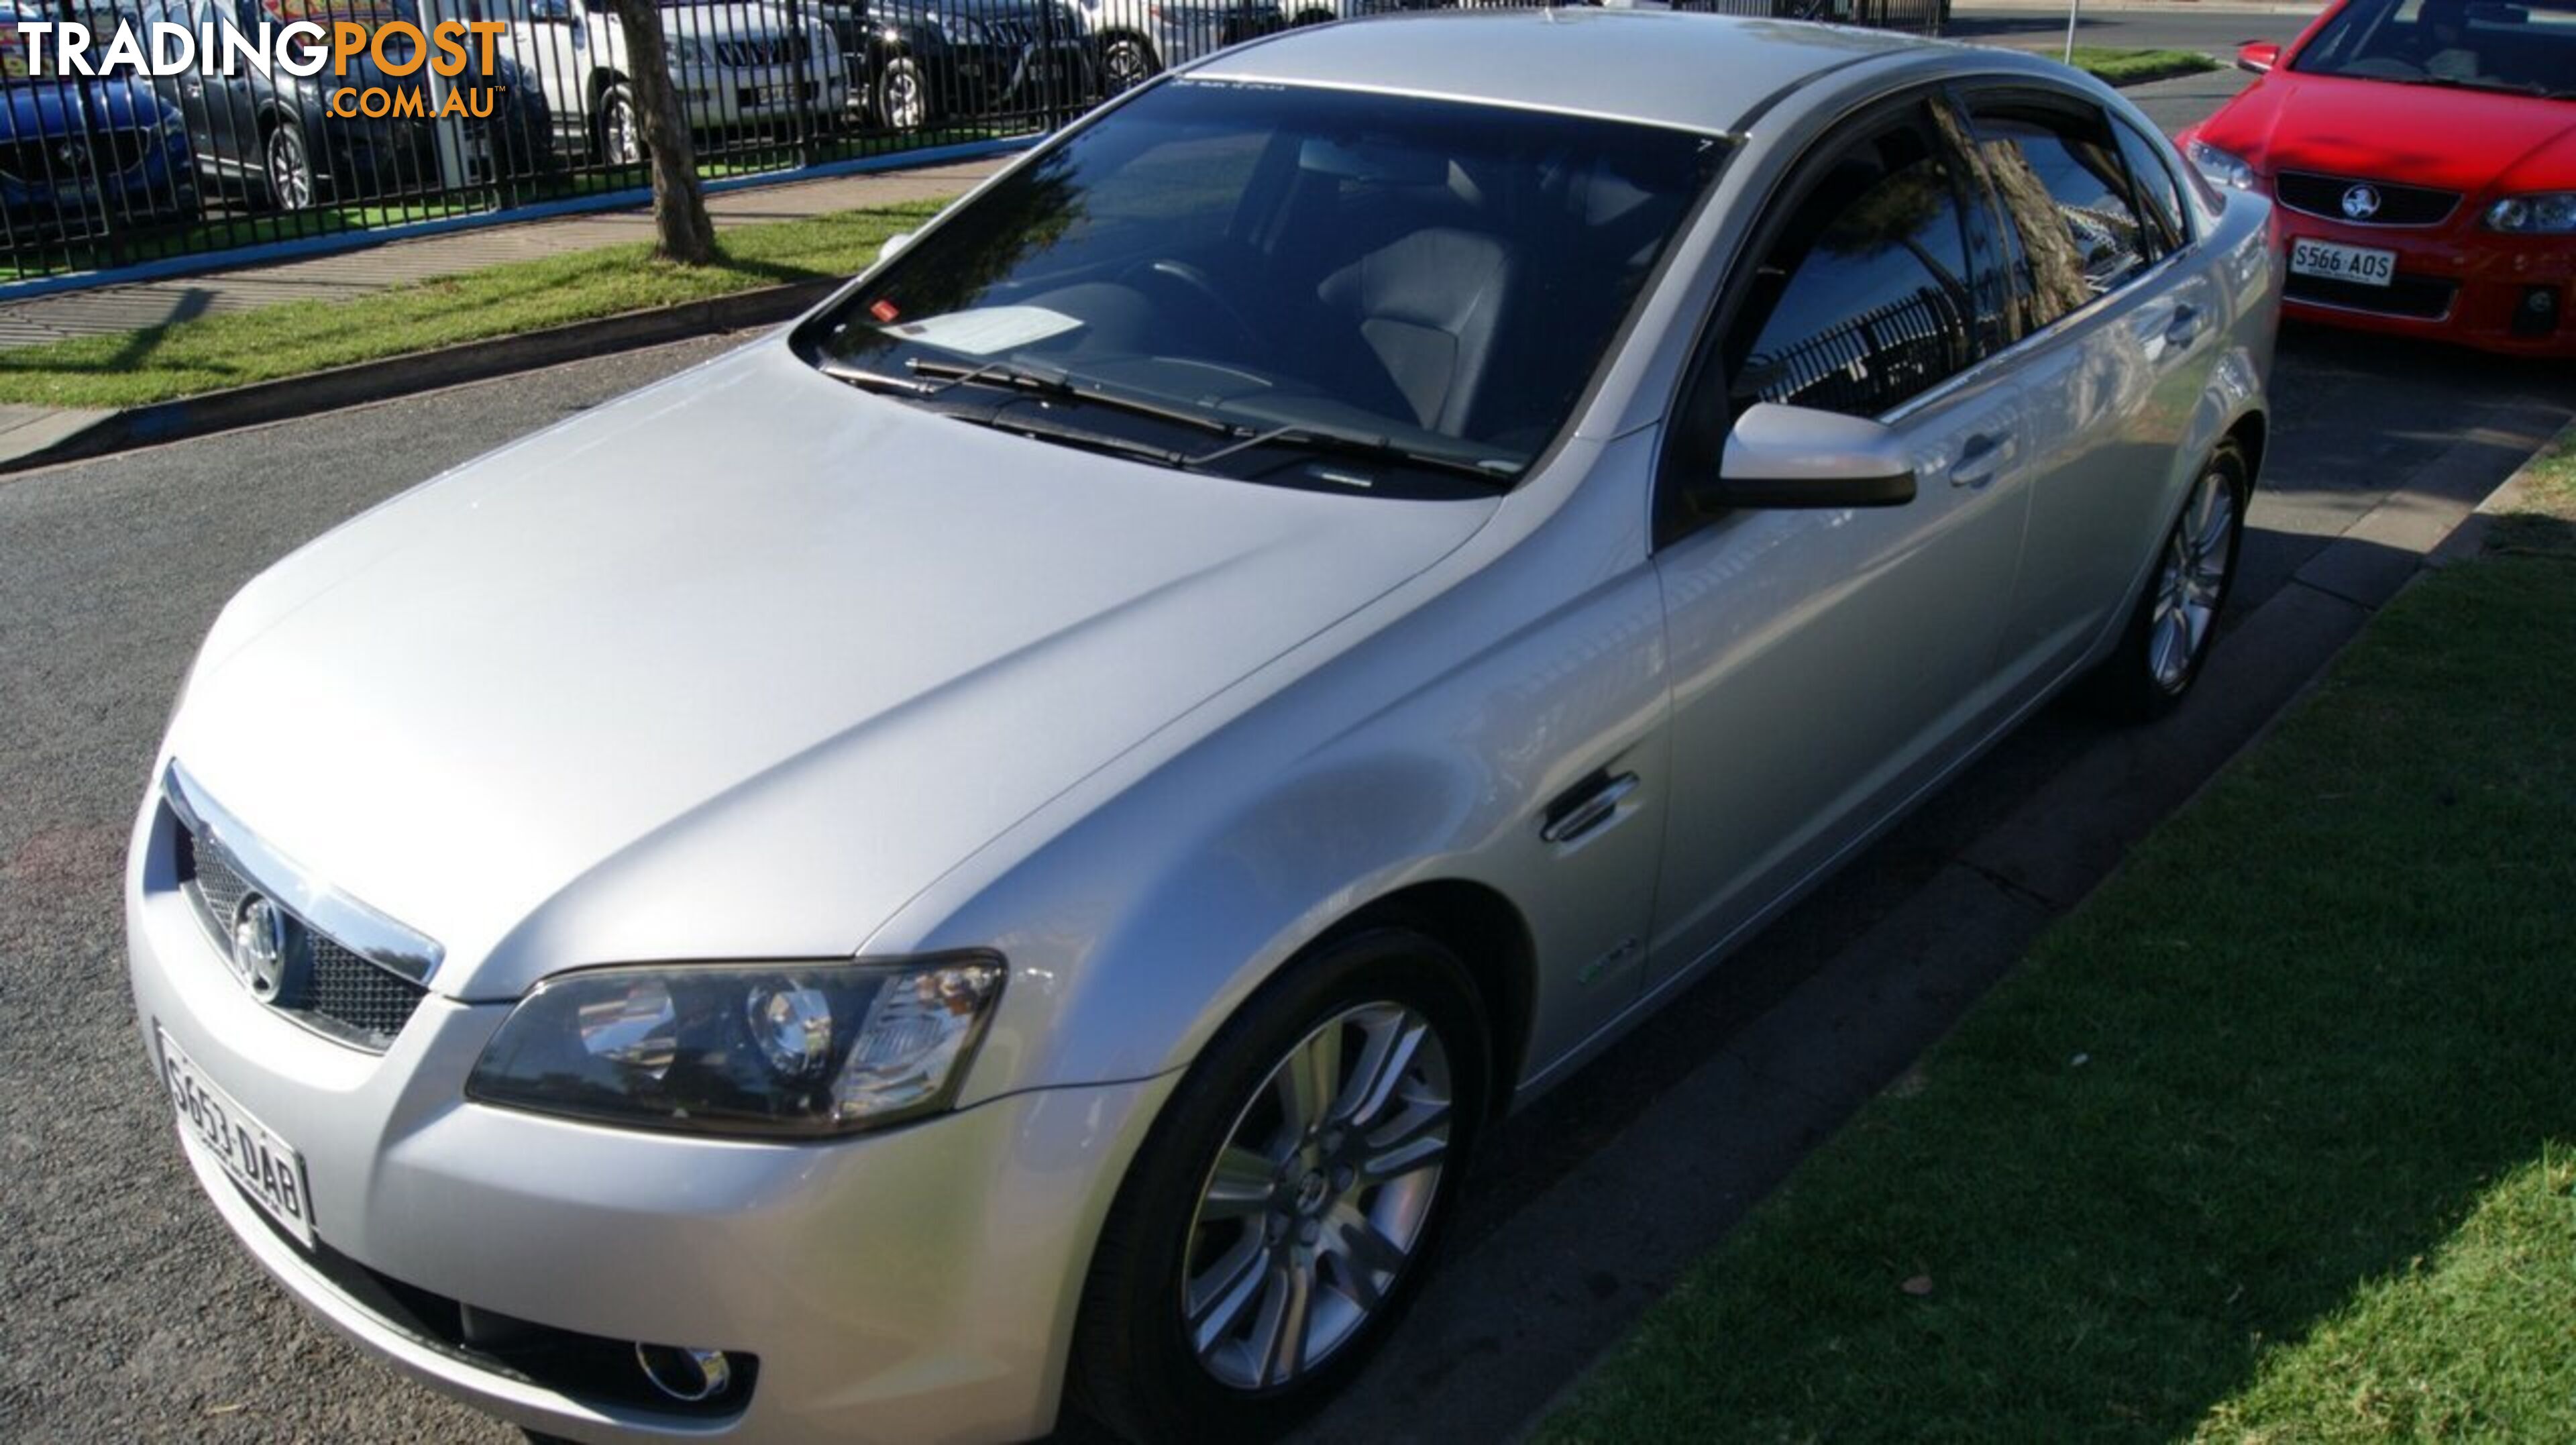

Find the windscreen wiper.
[
  {"left": 905, "top": 357, "right": 1238, "bottom": 435},
  {"left": 817, "top": 355, "right": 1195, "bottom": 466},
  {"left": 1191, "top": 421, "right": 1520, "bottom": 486},
  {"left": 814, "top": 357, "right": 936, "bottom": 394}
]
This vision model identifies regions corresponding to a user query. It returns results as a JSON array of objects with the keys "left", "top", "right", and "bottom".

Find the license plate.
[
  {"left": 2290, "top": 237, "right": 2396, "bottom": 287},
  {"left": 157, "top": 1029, "right": 317, "bottom": 1247}
]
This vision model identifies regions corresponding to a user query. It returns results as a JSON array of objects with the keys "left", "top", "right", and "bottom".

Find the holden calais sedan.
[
  {"left": 2183, "top": 0, "right": 2576, "bottom": 352},
  {"left": 127, "top": 11, "right": 2278, "bottom": 1444}
]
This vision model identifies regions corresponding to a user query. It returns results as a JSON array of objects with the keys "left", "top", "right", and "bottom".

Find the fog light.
[
  {"left": 2514, "top": 285, "right": 2561, "bottom": 338},
  {"left": 636, "top": 1343, "right": 731, "bottom": 1403}
]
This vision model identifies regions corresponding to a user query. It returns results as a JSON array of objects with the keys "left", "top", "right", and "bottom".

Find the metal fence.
[{"left": 0, "top": 0, "right": 1939, "bottom": 285}]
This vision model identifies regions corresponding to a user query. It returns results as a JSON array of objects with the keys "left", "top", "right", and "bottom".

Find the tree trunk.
[{"left": 603, "top": 0, "right": 718, "bottom": 265}]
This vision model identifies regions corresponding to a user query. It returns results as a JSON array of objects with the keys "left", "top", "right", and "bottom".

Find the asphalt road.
[
  {"left": 8, "top": 78, "right": 2576, "bottom": 1443},
  {"left": 1947, "top": 2, "right": 2312, "bottom": 66}
]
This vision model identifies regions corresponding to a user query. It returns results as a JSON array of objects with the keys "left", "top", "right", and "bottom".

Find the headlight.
[
  {"left": 936, "top": 12, "right": 990, "bottom": 43},
  {"left": 467, "top": 953, "right": 1005, "bottom": 1138},
  {"left": 2485, "top": 192, "right": 2576, "bottom": 233},
  {"left": 2186, "top": 139, "right": 2257, "bottom": 192}
]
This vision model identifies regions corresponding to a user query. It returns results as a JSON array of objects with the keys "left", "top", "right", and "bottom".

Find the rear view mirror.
[
  {"left": 879, "top": 231, "right": 916, "bottom": 263},
  {"left": 1703, "top": 402, "right": 1916, "bottom": 510},
  {"left": 2236, "top": 41, "right": 2280, "bottom": 72}
]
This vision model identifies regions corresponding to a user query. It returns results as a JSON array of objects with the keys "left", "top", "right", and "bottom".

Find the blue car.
[{"left": 1, "top": 7, "right": 197, "bottom": 248}]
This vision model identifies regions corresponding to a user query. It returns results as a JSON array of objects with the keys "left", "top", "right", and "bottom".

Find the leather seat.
[{"left": 1315, "top": 227, "right": 1513, "bottom": 437}]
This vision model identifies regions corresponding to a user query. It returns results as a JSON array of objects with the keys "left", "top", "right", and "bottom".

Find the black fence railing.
[{"left": 0, "top": 0, "right": 1939, "bottom": 285}]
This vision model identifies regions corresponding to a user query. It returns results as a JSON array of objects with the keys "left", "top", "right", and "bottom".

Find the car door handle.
[
  {"left": 1540, "top": 771, "right": 1640, "bottom": 847},
  {"left": 1949, "top": 431, "right": 2009, "bottom": 489},
  {"left": 2165, "top": 303, "right": 2205, "bottom": 346}
]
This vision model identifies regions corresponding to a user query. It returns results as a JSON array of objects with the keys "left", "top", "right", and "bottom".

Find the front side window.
[
  {"left": 1725, "top": 115, "right": 1982, "bottom": 419},
  {"left": 802, "top": 80, "right": 1726, "bottom": 486},
  {"left": 1967, "top": 103, "right": 2152, "bottom": 330}
]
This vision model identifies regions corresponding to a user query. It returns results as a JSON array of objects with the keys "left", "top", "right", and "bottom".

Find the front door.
[{"left": 1649, "top": 99, "right": 2035, "bottom": 977}]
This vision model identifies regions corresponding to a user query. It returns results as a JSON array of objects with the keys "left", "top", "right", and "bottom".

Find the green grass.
[
  {"left": 2488, "top": 433, "right": 2576, "bottom": 557},
  {"left": 1541, "top": 532, "right": 2576, "bottom": 1440},
  {"left": 2069, "top": 46, "right": 2224, "bottom": 86},
  {"left": 0, "top": 197, "right": 949, "bottom": 409}
]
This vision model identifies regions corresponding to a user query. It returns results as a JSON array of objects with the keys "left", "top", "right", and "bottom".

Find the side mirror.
[
  {"left": 879, "top": 230, "right": 916, "bottom": 262},
  {"left": 2235, "top": 41, "right": 2280, "bottom": 73},
  {"left": 1699, "top": 402, "right": 1917, "bottom": 511}
]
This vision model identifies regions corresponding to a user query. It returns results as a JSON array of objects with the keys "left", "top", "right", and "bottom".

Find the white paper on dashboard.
[{"left": 883, "top": 306, "right": 1084, "bottom": 355}]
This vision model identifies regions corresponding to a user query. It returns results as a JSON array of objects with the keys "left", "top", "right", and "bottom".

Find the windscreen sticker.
[{"left": 880, "top": 306, "right": 1083, "bottom": 356}]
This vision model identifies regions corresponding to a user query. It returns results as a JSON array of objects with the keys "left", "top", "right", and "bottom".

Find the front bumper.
[
  {"left": 2271, "top": 203, "right": 2576, "bottom": 356},
  {"left": 125, "top": 790, "right": 1176, "bottom": 1444},
  {"left": 675, "top": 69, "right": 853, "bottom": 130}
]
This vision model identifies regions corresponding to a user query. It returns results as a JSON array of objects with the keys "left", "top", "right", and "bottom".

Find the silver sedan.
[{"left": 125, "top": 11, "right": 2279, "bottom": 1444}]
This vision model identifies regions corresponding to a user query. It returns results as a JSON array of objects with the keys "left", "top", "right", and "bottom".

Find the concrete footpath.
[
  {"left": 0, "top": 156, "right": 1004, "bottom": 351},
  {"left": 0, "top": 154, "right": 1008, "bottom": 469}
]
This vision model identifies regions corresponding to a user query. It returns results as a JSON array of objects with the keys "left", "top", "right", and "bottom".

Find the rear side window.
[
  {"left": 1726, "top": 117, "right": 1984, "bottom": 419},
  {"left": 1966, "top": 104, "right": 2154, "bottom": 329},
  {"left": 2114, "top": 119, "right": 2188, "bottom": 252}
]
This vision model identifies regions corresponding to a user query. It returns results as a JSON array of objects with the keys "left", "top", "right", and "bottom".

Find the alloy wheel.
[
  {"left": 1104, "top": 38, "right": 1153, "bottom": 93},
  {"left": 265, "top": 125, "right": 312, "bottom": 211},
  {"left": 604, "top": 95, "right": 643, "bottom": 166},
  {"left": 881, "top": 65, "right": 926, "bottom": 131},
  {"left": 1181, "top": 1000, "right": 1452, "bottom": 1391},
  {"left": 2149, "top": 464, "right": 2239, "bottom": 692}
]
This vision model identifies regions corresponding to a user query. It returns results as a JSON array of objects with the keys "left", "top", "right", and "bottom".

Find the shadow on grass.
[
  {"left": 1541, "top": 555, "right": 2576, "bottom": 1443},
  {"left": 2487, "top": 510, "right": 2576, "bottom": 559}
]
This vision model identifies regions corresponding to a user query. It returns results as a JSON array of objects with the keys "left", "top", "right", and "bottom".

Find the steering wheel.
[{"left": 1121, "top": 258, "right": 1266, "bottom": 352}]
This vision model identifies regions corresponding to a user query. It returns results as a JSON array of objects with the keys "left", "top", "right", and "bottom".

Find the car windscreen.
[
  {"left": 800, "top": 78, "right": 1727, "bottom": 482},
  {"left": 2292, "top": 0, "right": 2576, "bottom": 98}
]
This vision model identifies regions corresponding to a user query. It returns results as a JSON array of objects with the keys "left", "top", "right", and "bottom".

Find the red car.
[{"left": 2178, "top": 0, "right": 2576, "bottom": 354}]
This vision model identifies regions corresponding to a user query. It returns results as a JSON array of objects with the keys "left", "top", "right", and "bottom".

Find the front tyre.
[
  {"left": 1101, "top": 34, "right": 1158, "bottom": 94},
  {"left": 875, "top": 57, "right": 928, "bottom": 132},
  {"left": 2087, "top": 440, "right": 2249, "bottom": 721},
  {"left": 1071, "top": 928, "right": 1489, "bottom": 1442},
  {"left": 262, "top": 119, "right": 315, "bottom": 211},
  {"left": 597, "top": 82, "right": 644, "bottom": 166}
]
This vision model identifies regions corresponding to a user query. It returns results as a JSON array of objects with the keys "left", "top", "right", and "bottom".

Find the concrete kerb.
[{"left": 0, "top": 276, "right": 841, "bottom": 476}]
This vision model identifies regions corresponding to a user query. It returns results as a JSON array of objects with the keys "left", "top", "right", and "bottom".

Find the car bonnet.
[{"left": 164, "top": 340, "right": 1500, "bottom": 1001}]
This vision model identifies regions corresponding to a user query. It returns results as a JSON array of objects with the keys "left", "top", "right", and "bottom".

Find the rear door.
[
  {"left": 1951, "top": 87, "right": 2218, "bottom": 694},
  {"left": 1647, "top": 97, "right": 2035, "bottom": 976}
]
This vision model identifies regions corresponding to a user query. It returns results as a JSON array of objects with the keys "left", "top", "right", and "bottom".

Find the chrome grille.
[
  {"left": 177, "top": 827, "right": 428, "bottom": 1051},
  {"left": 2275, "top": 172, "right": 2460, "bottom": 227},
  {"left": 712, "top": 36, "right": 812, "bottom": 67}
]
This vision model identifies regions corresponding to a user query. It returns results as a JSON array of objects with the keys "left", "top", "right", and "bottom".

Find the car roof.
[{"left": 1189, "top": 9, "right": 1942, "bottom": 137}]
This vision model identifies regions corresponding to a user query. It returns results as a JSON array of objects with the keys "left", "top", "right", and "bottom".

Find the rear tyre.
[
  {"left": 2084, "top": 440, "right": 2250, "bottom": 722},
  {"left": 1069, "top": 927, "right": 1489, "bottom": 1444}
]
